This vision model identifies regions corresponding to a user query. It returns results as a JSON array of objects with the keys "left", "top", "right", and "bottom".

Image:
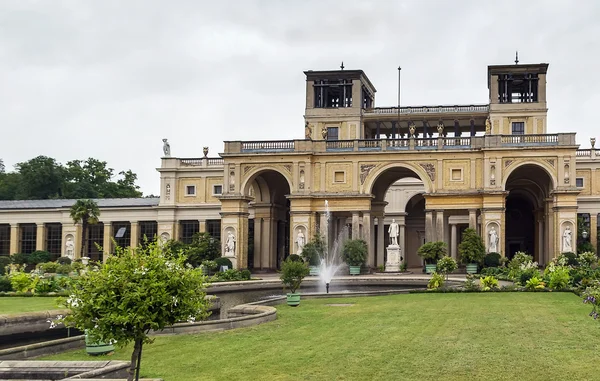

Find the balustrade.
[{"left": 241, "top": 140, "right": 295, "bottom": 151}]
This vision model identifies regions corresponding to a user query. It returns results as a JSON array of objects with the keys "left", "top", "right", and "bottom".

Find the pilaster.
[
  {"left": 425, "top": 210, "right": 434, "bottom": 243},
  {"left": 103, "top": 222, "right": 113, "bottom": 262},
  {"left": 36, "top": 223, "right": 45, "bottom": 251},
  {"left": 130, "top": 222, "right": 139, "bottom": 248},
  {"left": 9, "top": 224, "right": 19, "bottom": 255}
]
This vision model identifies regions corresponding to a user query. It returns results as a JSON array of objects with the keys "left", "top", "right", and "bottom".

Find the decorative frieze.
[
  {"left": 360, "top": 164, "right": 377, "bottom": 185},
  {"left": 419, "top": 163, "right": 435, "bottom": 182}
]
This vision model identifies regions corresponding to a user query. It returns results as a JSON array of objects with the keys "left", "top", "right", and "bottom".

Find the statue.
[
  {"left": 388, "top": 219, "right": 399, "bottom": 246},
  {"left": 203, "top": 147, "right": 209, "bottom": 158},
  {"left": 488, "top": 226, "right": 499, "bottom": 253},
  {"left": 321, "top": 126, "right": 327, "bottom": 139},
  {"left": 162, "top": 138, "right": 171, "bottom": 157},
  {"left": 485, "top": 118, "right": 491, "bottom": 134},
  {"left": 296, "top": 230, "right": 305, "bottom": 255},
  {"left": 562, "top": 225, "right": 573, "bottom": 252},
  {"left": 65, "top": 237, "right": 75, "bottom": 260},
  {"left": 225, "top": 231, "right": 236, "bottom": 256},
  {"left": 305, "top": 122, "right": 312, "bottom": 139}
]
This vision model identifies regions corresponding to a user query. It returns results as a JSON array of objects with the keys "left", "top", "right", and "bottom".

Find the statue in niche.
[
  {"left": 321, "top": 126, "right": 327, "bottom": 139},
  {"left": 388, "top": 219, "right": 399, "bottom": 246},
  {"left": 305, "top": 122, "right": 312, "bottom": 139},
  {"left": 225, "top": 231, "right": 236, "bottom": 256},
  {"left": 162, "top": 139, "right": 171, "bottom": 157},
  {"left": 488, "top": 226, "right": 499, "bottom": 253},
  {"left": 562, "top": 225, "right": 573, "bottom": 252},
  {"left": 65, "top": 237, "right": 75, "bottom": 260},
  {"left": 296, "top": 229, "right": 305, "bottom": 255},
  {"left": 485, "top": 118, "right": 491, "bottom": 134}
]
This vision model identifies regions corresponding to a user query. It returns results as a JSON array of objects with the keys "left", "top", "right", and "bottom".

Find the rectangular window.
[
  {"left": 139, "top": 221, "right": 158, "bottom": 246},
  {"left": 313, "top": 79, "right": 352, "bottom": 108},
  {"left": 0, "top": 224, "right": 10, "bottom": 256},
  {"left": 327, "top": 127, "right": 339, "bottom": 141},
  {"left": 512, "top": 122, "right": 525, "bottom": 135},
  {"left": 213, "top": 185, "right": 223, "bottom": 195},
  {"left": 45, "top": 223, "right": 62, "bottom": 260},
  {"left": 180, "top": 220, "right": 199, "bottom": 244},
  {"left": 112, "top": 222, "right": 131, "bottom": 249},
  {"left": 20, "top": 224, "right": 37, "bottom": 254},
  {"left": 206, "top": 220, "right": 221, "bottom": 242},
  {"left": 185, "top": 185, "right": 196, "bottom": 196},
  {"left": 576, "top": 178, "right": 584, "bottom": 188},
  {"left": 87, "top": 224, "right": 104, "bottom": 262}
]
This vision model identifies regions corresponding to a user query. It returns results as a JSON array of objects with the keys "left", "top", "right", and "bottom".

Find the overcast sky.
[{"left": 2, "top": 0, "right": 599, "bottom": 195}]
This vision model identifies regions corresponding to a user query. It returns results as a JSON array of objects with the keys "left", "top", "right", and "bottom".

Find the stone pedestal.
[{"left": 385, "top": 245, "right": 401, "bottom": 272}]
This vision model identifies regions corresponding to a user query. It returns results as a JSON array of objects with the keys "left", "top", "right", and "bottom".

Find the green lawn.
[
  {"left": 41, "top": 293, "right": 600, "bottom": 381},
  {"left": 0, "top": 297, "right": 62, "bottom": 315}
]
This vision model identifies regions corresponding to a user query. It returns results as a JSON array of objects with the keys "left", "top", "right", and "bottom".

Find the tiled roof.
[{"left": 0, "top": 198, "right": 160, "bottom": 210}]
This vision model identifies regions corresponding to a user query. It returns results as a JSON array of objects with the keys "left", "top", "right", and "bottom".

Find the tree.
[
  {"left": 64, "top": 158, "right": 142, "bottom": 199},
  {"left": 60, "top": 242, "right": 211, "bottom": 381},
  {"left": 14, "top": 156, "right": 65, "bottom": 199},
  {"left": 458, "top": 228, "right": 486, "bottom": 264},
  {"left": 69, "top": 199, "right": 101, "bottom": 258},
  {"left": 0, "top": 159, "right": 4, "bottom": 173},
  {"left": 163, "top": 232, "right": 221, "bottom": 267}
]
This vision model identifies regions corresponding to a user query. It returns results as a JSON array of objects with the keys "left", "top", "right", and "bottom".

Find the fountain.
[{"left": 318, "top": 200, "right": 348, "bottom": 293}]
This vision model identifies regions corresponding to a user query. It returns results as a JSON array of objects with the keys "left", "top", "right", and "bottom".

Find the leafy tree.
[
  {"left": 342, "top": 239, "right": 368, "bottom": 266},
  {"left": 458, "top": 228, "right": 486, "bottom": 264},
  {"left": 0, "top": 172, "right": 20, "bottom": 200},
  {"left": 64, "top": 159, "right": 142, "bottom": 199},
  {"left": 69, "top": 199, "right": 101, "bottom": 258},
  {"left": 0, "top": 159, "right": 4, "bottom": 173},
  {"left": 14, "top": 156, "right": 65, "bottom": 199},
  {"left": 60, "top": 242, "right": 211, "bottom": 381},
  {"left": 417, "top": 241, "right": 447, "bottom": 264},
  {"left": 301, "top": 234, "right": 326, "bottom": 266},
  {"left": 163, "top": 232, "right": 220, "bottom": 267}
]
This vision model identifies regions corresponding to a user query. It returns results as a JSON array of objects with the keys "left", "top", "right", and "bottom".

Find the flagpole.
[{"left": 397, "top": 66, "right": 401, "bottom": 139}]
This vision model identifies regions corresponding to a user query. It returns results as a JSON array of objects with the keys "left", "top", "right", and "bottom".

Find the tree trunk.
[{"left": 127, "top": 338, "right": 143, "bottom": 381}]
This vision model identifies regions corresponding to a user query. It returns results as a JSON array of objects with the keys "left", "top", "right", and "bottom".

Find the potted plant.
[
  {"left": 417, "top": 241, "right": 447, "bottom": 274},
  {"left": 301, "top": 235, "right": 325, "bottom": 276},
  {"left": 458, "top": 228, "right": 486, "bottom": 274},
  {"left": 342, "top": 239, "right": 367, "bottom": 275},
  {"left": 436, "top": 256, "right": 457, "bottom": 280},
  {"left": 280, "top": 258, "right": 310, "bottom": 306}
]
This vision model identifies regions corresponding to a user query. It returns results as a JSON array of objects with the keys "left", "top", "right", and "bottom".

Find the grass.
[
  {"left": 41, "top": 293, "right": 600, "bottom": 381},
  {"left": 0, "top": 296, "right": 62, "bottom": 315}
]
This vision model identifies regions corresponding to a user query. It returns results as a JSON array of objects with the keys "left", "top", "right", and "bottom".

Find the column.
[
  {"left": 253, "top": 218, "right": 263, "bottom": 268},
  {"left": 36, "top": 223, "right": 45, "bottom": 251},
  {"left": 352, "top": 212, "right": 360, "bottom": 240},
  {"left": 436, "top": 210, "right": 445, "bottom": 243},
  {"left": 9, "top": 224, "right": 19, "bottom": 255},
  {"left": 591, "top": 214, "right": 598, "bottom": 253},
  {"left": 425, "top": 210, "right": 434, "bottom": 242},
  {"left": 363, "top": 212, "right": 373, "bottom": 267},
  {"left": 199, "top": 220, "right": 207, "bottom": 233},
  {"left": 130, "top": 222, "right": 139, "bottom": 248},
  {"left": 377, "top": 216, "right": 385, "bottom": 266},
  {"left": 450, "top": 224, "right": 457, "bottom": 260},
  {"left": 537, "top": 217, "right": 545, "bottom": 265},
  {"left": 469, "top": 209, "right": 477, "bottom": 230},
  {"left": 103, "top": 222, "right": 113, "bottom": 262},
  {"left": 399, "top": 223, "right": 406, "bottom": 264}
]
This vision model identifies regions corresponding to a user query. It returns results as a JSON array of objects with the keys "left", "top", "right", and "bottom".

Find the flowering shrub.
[
  {"left": 436, "top": 256, "right": 457, "bottom": 279},
  {"left": 547, "top": 266, "right": 570, "bottom": 290},
  {"left": 582, "top": 282, "right": 600, "bottom": 320},
  {"left": 577, "top": 252, "right": 598, "bottom": 268}
]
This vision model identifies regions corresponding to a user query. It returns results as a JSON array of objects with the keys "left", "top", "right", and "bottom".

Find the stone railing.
[
  {"left": 176, "top": 157, "right": 224, "bottom": 167},
  {"left": 364, "top": 104, "right": 489, "bottom": 115},
  {"left": 576, "top": 149, "right": 599, "bottom": 159}
]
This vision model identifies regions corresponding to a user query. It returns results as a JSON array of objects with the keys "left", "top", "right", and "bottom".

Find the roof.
[
  {"left": 303, "top": 69, "right": 377, "bottom": 93},
  {"left": 0, "top": 198, "right": 160, "bottom": 210}
]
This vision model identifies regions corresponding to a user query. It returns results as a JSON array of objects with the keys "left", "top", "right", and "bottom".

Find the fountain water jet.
[{"left": 318, "top": 200, "right": 348, "bottom": 293}]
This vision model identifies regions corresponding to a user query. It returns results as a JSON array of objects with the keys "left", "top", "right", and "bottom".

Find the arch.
[
  {"left": 364, "top": 162, "right": 434, "bottom": 198},
  {"left": 241, "top": 166, "right": 293, "bottom": 198},
  {"left": 502, "top": 161, "right": 557, "bottom": 191}
]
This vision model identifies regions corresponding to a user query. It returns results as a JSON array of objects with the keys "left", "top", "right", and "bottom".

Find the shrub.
[
  {"left": 200, "top": 260, "right": 218, "bottom": 271},
  {"left": 28, "top": 251, "right": 52, "bottom": 265},
  {"left": 71, "top": 261, "right": 85, "bottom": 272},
  {"left": 35, "top": 278, "right": 59, "bottom": 294},
  {"left": 480, "top": 275, "right": 499, "bottom": 291},
  {"left": 427, "top": 272, "right": 444, "bottom": 290},
  {"left": 557, "top": 252, "right": 578, "bottom": 266},
  {"left": 57, "top": 264, "right": 73, "bottom": 275},
  {"left": 458, "top": 228, "right": 486, "bottom": 265},
  {"left": 39, "top": 262, "right": 59, "bottom": 274},
  {"left": 215, "top": 257, "right": 233, "bottom": 271},
  {"left": 417, "top": 241, "right": 447, "bottom": 264},
  {"left": 240, "top": 269, "right": 252, "bottom": 280},
  {"left": 578, "top": 252, "right": 597, "bottom": 267},
  {"left": 10, "top": 253, "right": 28, "bottom": 266},
  {"left": 525, "top": 276, "right": 546, "bottom": 290},
  {"left": 0, "top": 256, "right": 10, "bottom": 276},
  {"left": 301, "top": 234, "right": 326, "bottom": 266},
  {"left": 463, "top": 275, "right": 480, "bottom": 291},
  {"left": 56, "top": 276, "right": 73, "bottom": 290},
  {"left": 480, "top": 267, "right": 503, "bottom": 276},
  {"left": 287, "top": 254, "right": 303, "bottom": 262},
  {"left": 185, "top": 232, "right": 221, "bottom": 267},
  {"left": 484, "top": 252, "right": 502, "bottom": 268},
  {"left": 57, "top": 257, "right": 72, "bottom": 265},
  {"left": 214, "top": 269, "right": 248, "bottom": 282},
  {"left": 9, "top": 271, "right": 35, "bottom": 292},
  {"left": 548, "top": 266, "right": 570, "bottom": 290},
  {"left": 280, "top": 258, "right": 309, "bottom": 294},
  {"left": 436, "top": 256, "right": 457, "bottom": 279},
  {"left": 0, "top": 276, "right": 12, "bottom": 292},
  {"left": 342, "top": 239, "right": 367, "bottom": 266},
  {"left": 519, "top": 268, "right": 540, "bottom": 286}
]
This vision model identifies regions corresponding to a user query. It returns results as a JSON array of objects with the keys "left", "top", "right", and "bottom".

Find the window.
[
  {"left": 334, "top": 171, "right": 345, "bottom": 183},
  {"left": 213, "top": 185, "right": 223, "bottom": 195},
  {"left": 497, "top": 73, "right": 539, "bottom": 103},
  {"left": 0, "top": 224, "right": 10, "bottom": 255},
  {"left": 180, "top": 220, "right": 199, "bottom": 244},
  {"left": 314, "top": 79, "right": 352, "bottom": 108},
  {"left": 45, "top": 223, "right": 62, "bottom": 260},
  {"left": 326, "top": 127, "right": 339, "bottom": 141},
  {"left": 20, "top": 224, "right": 37, "bottom": 254},
  {"left": 576, "top": 178, "right": 584, "bottom": 188},
  {"left": 112, "top": 222, "right": 131, "bottom": 249},
  {"left": 139, "top": 221, "right": 158, "bottom": 246},
  {"left": 185, "top": 185, "right": 196, "bottom": 196},
  {"left": 87, "top": 224, "right": 104, "bottom": 262},
  {"left": 206, "top": 220, "right": 221, "bottom": 241},
  {"left": 512, "top": 122, "right": 525, "bottom": 135}
]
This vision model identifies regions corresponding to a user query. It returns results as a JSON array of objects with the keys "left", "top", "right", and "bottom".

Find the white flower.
[{"left": 187, "top": 316, "right": 196, "bottom": 323}]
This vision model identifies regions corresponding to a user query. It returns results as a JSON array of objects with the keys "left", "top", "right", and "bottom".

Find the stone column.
[
  {"left": 537, "top": 216, "right": 545, "bottom": 265},
  {"left": 450, "top": 224, "right": 457, "bottom": 260},
  {"left": 377, "top": 216, "right": 385, "bottom": 266},
  {"left": 253, "top": 218, "right": 263, "bottom": 268},
  {"left": 436, "top": 210, "right": 445, "bottom": 243},
  {"left": 591, "top": 214, "right": 598, "bottom": 253},
  {"left": 352, "top": 212, "right": 360, "bottom": 240},
  {"left": 362, "top": 212, "right": 373, "bottom": 267},
  {"left": 425, "top": 210, "right": 434, "bottom": 242},
  {"left": 199, "top": 220, "right": 206, "bottom": 233},
  {"left": 36, "top": 223, "right": 45, "bottom": 251},
  {"left": 469, "top": 209, "right": 477, "bottom": 231},
  {"left": 130, "top": 222, "right": 139, "bottom": 248},
  {"left": 399, "top": 222, "right": 406, "bottom": 264},
  {"left": 103, "top": 222, "right": 113, "bottom": 262},
  {"left": 9, "top": 224, "right": 19, "bottom": 255}
]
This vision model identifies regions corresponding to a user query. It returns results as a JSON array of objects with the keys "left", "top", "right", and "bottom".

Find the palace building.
[{"left": 1, "top": 61, "right": 599, "bottom": 269}]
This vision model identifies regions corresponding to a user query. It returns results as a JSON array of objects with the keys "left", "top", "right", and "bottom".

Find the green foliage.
[
  {"left": 57, "top": 257, "right": 72, "bottom": 265},
  {"left": 10, "top": 253, "right": 29, "bottom": 266},
  {"left": 518, "top": 268, "right": 540, "bottom": 286},
  {"left": 35, "top": 278, "right": 59, "bottom": 293},
  {"left": 213, "top": 269, "right": 252, "bottom": 282},
  {"left": 280, "top": 258, "right": 309, "bottom": 294},
  {"left": 0, "top": 256, "right": 10, "bottom": 275},
  {"left": 215, "top": 257, "right": 233, "bottom": 270},
  {"left": 480, "top": 267, "right": 507, "bottom": 277},
  {"left": 39, "top": 262, "right": 59, "bottom": 273},
  {"left": 484, "top": 252, "right": 502, "bottom": 268},
  {"left": 463, "top": 275, "right": 480, "bottom": 291},
  {"left": 458, "top": 228, "right": 486, "bottom": 265},
  {"left": 57, "top": 264, "right": 73, "bottom": 275},
  {"left": 525, "top": 277, "right": 546, "bottom": 290},
  {"left": 71, "top": 261, "right": 85, "bottom": 272},
  {"left": 427, "top": 272, "right": 444, "bottom": 290},
  {"left": 0, "top": 276, "right": 12, "bottom": 292},
  {"left": 200, "top": 260, "right": 218, "bottom": 271},
  {"left": 9, "top": 271, "right": 36, "bottom": 292},
  {"left": 557, "top": 252, "right": 578, "bottom": 266},
  {"left": 436, "top": 256, "right": 457, "bottom": 277},
  {"left": 578, "top": 252, "right": 597, "bottom": 267},
  {"left": 301, "top": 234, "right": 326, "bottom": 266},
  {"left": 13, "top": 156, "right": 65, "bottom": 199},
  {"left": 28, "top": 251, "right": 52, "bottom": 265},
  {"left": 547, "top": 266, "right": 570, "bottom": 290},
  {"left": 287, "top": 254, "right": 303, "bottom": 262},
  {"left": 58, "top": 241, "right": 210, "bottom": 381},
  {"left": 70, "top": 199, "right": 100, "bottom": 258},
  {"left": 480, "top": 275, "right": 499, "bottom": 291},
  {"left": 417, "top": 241, "right": 447, "bottom": 264},
  {"left": 164, "top": 233, "right": 221, "bottom": 268},
  {"left": 342, "top": 239, "right": 367, "bottom": 266}
]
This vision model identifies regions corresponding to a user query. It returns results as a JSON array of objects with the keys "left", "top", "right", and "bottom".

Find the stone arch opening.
[
  {"left": 243, "top": 169, "right": 291, "bottom": 271},
  {"left": 404, "top": 193, "right": 426, "bottom": 267},
  {"left": 504, "top": 163, "right": 554, "bottom": 263}
]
